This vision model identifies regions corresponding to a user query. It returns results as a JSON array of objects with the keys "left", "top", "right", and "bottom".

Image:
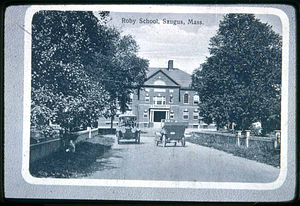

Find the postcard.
[{"left": 4, "top": 4, "right": 297, "bottom": 202}]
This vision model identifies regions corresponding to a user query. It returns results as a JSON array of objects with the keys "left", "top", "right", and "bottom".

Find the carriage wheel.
[
  {"left": 162, "top": 135, "right": 166, "bottom": 147},
  {"left": 181, "top": 137, "right": 186, "bottom": 147}
]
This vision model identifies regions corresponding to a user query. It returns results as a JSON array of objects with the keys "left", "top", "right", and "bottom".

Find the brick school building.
[{"left": 99, "top": 60, "right": 215, "bottom": 129}]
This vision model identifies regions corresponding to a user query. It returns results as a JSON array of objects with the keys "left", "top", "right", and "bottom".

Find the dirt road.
[{"left": 81, "top": 132, "right": 280, "bottom": 183}]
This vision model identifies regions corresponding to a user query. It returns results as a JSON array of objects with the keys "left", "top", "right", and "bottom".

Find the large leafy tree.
[
  {"left": 31, "top": 11, "right": 111, "bottom": 133},
  {"left": 192, "top": 14, "right": 281, "bottom": 133},
  {"left": 31, "top": 10, "right": 148, "bottom": 135},
  {"left": 93, "top": 34, "right": 149, "bottom": 128},
  {"left": 32, "top": 11, "right": 108, "bottom": 95}
]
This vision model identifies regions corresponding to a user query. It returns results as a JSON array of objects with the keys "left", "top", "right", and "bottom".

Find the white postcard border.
[{"left": 22, "top": 5, "right": 289, "bottom": 191}]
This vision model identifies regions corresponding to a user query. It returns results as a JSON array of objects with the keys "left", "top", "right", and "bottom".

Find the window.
[
  {"left": 154, "top": 88, "right": 166, "bottom": 92},
  {"left": 169, "top": 95, "right": 173, "bottom": 103},
  {"left": 145, "top": 94, "right": 150, "bottom": 102},
  {"left": 169, "top": 89, "right": 174, "bottom": 93},
  {"left": 193, "top": 109, "right": 199, "bottom": 120},
  {"left": 154, "top": 96, "right": 166, "bottom": 105},
  {"left": 184, "top": 93, "right": 189, "bottom": 104},
  {"left": 144, "top": 109, "right": 148, "bottom": 118},
  {"left": 193, "top": 125, "right": 198, "bottom": 129},
  {"left": 170, "top": 110, "right": 174, "bottom": 119},
  {"left": 193, "top": 95, "right": 200, "bottom": 104},
  {"left": 183, "top": 109, "right": 189, "bottom": 120}
]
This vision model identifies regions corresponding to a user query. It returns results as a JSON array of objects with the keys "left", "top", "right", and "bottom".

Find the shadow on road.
[
  {"left": 88, "top": 159, "right": 119, "bottom": 173},
  {"left": 157, "top": 146, "right": 188, "bottom": 148},
  {"left": 101, "top": 148, "right": 125, "bottom": 158},
  {"left": 84, "top": 147, "right": 128, "bottom": 175},
  {"left": 117, "top": 141, "right": 145, "bottom": 145},
  {"left": 155, "top": 144, "right": 188, "bottom": 148}
]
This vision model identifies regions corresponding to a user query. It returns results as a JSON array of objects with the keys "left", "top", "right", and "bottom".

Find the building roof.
[{"left": 146, "top": 67, "right": 192, "bottom": 88}]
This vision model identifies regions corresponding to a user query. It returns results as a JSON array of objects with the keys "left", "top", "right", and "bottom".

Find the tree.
[
  {"left": 31, "top": 10, "right": 149, "bottom": 138},
  {"left": 93, "top": 34, "right": 149, "bottom": 128},
  {"left": 31, "top": 11, "right": 111, "bottom": 136},
  {"left": 31, "top": 11, "right": 112, "bottom": 95},
  {"left": 192, "top": 14, "right": 282, "bottom": 133}
]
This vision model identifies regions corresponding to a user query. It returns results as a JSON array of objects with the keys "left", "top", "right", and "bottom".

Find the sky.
[{"left": 101, "top": 12, "right": 282, "bottom": 74}]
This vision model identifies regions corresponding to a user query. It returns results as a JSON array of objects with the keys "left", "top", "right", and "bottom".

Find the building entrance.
[
  {"left": 154, "top": 111, "right": 166, "bottom": 123},
  {"left": 151, "top": 110, "right": 169, "bottom": 128}
]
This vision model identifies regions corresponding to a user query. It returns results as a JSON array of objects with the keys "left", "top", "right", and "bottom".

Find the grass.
[
  {"left": 83, "top": 134, "right": 115, "bottom": 146},
  {"left": 29, "top": 134, "right": 115, "bottom": 178},
  {"left": 187, "top": 134, "right": 280, "bottom": 168}
]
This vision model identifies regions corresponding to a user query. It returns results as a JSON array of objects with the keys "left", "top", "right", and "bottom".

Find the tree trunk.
[
  {"left": 260, "top": 118, "right": 268, "bottom": 136},
  {"left": 110, "top": 116, "right": 114, "bottom": 133},
  {"left": 88, "top": 118, "right": 92, "bottom": 129}
]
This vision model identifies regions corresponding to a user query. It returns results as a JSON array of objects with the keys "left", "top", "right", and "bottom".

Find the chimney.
[{"left": 168, "top": 60, "right": 173, "bottom": 70}]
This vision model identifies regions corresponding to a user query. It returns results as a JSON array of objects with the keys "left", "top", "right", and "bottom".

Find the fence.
[
  {"left": 76, "top": 127, "right": 99, "bottom": 142},
  {"left": 191, "top": 130, "right": 280, "bottom": 150}
]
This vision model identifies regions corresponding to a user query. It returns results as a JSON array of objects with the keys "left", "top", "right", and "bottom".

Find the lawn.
[
  {"left": 29, "top": 134, "right": 115, "bottom": 178},
  {"left": 187, "top": 134, "right": 280, "bottom": 168}
]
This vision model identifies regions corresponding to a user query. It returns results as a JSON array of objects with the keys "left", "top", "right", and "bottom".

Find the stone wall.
[{"left": 30, "top": 139, "right": 61, "bottom": 163}]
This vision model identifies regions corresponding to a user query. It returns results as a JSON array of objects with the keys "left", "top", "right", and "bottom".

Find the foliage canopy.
[
  {"left": 31, "top": 11, "right": 148, "bottom": 136},
  {"left": 192, "top": 14, "right": 281, "bottom": 133}
]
